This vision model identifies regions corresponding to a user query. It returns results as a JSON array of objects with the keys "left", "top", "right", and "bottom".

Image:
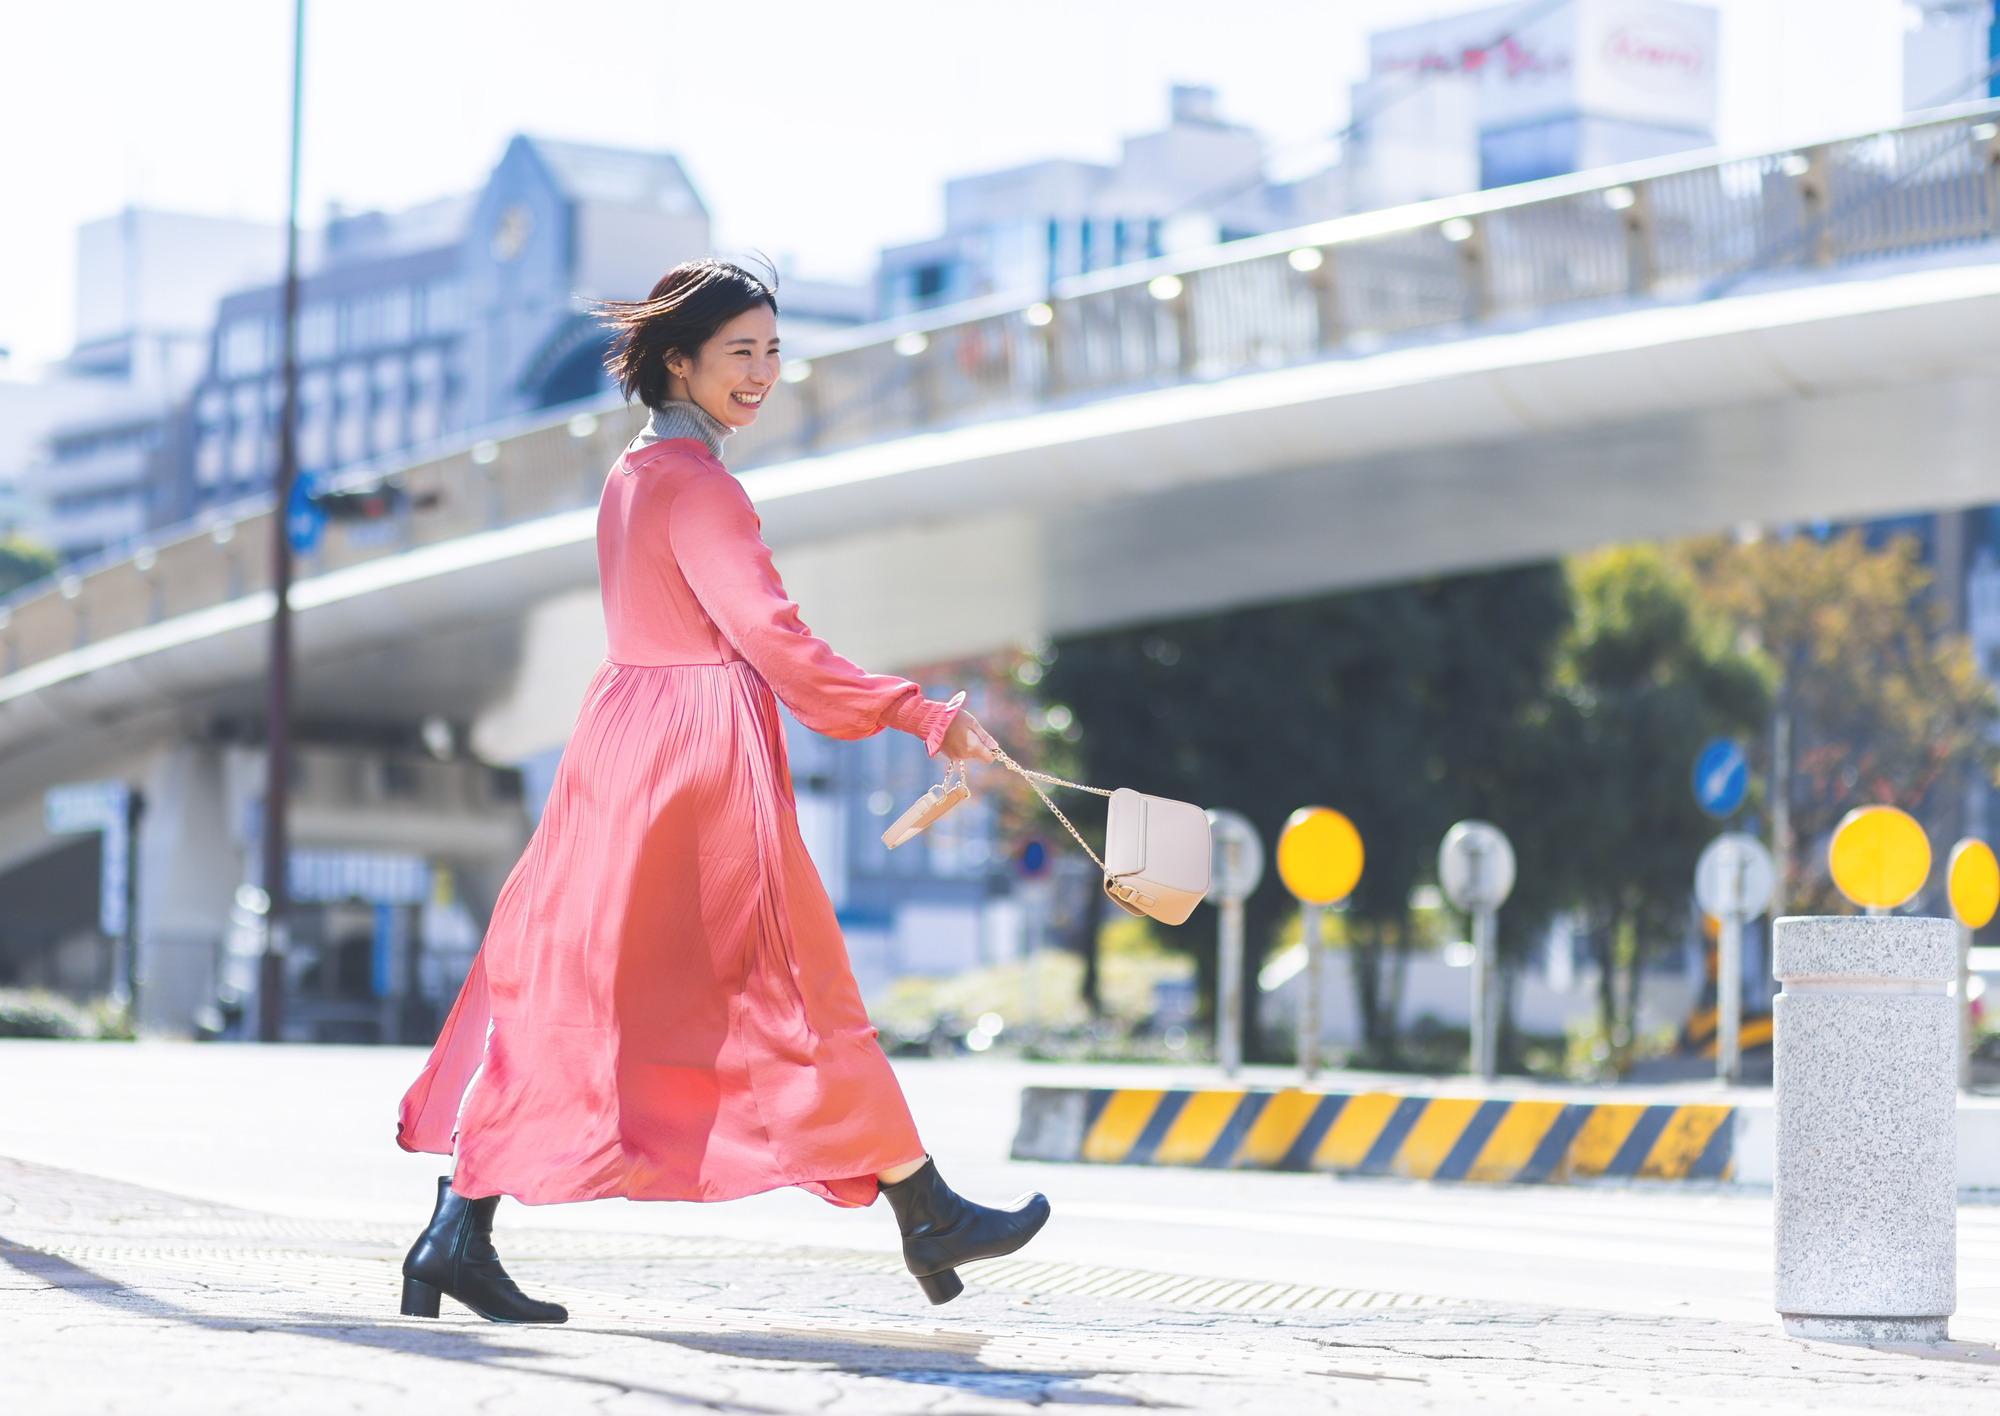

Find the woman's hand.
[{"left": 940, "top": 707, "right": 999, "bottom": 764}]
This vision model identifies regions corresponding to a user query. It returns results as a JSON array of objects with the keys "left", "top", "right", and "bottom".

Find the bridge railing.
[
  {"left": 4, "top": 103, "right": 1997, "bottom": 685},
  {"left": 0, "top": 403, "right": 642, "bottom": 682},
  {"left": 727, "top": 101, "right": 2000, "bottom": 469}
]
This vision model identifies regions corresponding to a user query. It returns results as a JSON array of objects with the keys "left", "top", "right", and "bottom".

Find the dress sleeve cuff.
[{"left": 881, "top": 689, "right": 960, "bottom": 758}]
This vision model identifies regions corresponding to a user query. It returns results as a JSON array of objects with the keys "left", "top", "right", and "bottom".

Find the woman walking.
[{"left": 394, "top": 260, "right": 1049, "bottom": 1322}]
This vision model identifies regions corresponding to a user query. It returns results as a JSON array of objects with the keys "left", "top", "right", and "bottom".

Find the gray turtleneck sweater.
[{"left": 629, "top": 400, "right": 732, "bottom": 459}]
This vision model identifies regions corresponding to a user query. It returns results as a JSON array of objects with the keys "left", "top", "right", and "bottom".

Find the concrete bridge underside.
[{"left": 763, "top": 261, "right": 2000, "bottom": 669}]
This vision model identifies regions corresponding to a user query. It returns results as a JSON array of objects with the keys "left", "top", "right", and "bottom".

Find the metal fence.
[
  {"left": 6, "top": 102, "right": 1998, "bottom": 680},
  {"left": 728, "top": 100, "right": 2000, "bottom": 470}
]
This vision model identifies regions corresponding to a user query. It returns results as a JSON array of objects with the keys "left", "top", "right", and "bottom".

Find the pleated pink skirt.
[{"left": 398, "top": 659, "right": 923, "bottom": 1207}]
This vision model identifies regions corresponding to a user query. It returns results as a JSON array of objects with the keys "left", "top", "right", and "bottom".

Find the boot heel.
[
  {"left": 401, "top": 1278, "right": 442, "bottom": 1318},
  {"left": 916, "top": 1268, "right": 964, "bottom": 1305}
]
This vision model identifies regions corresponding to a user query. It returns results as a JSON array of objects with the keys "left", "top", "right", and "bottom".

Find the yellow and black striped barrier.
[{"left": 1010, "top": 1087, "right": 1736, "bottom": 1183}]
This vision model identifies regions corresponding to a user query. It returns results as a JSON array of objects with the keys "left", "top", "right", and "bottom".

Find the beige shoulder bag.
[{"left": 883, "top": 744, "right": 1212, "bottom": 926}]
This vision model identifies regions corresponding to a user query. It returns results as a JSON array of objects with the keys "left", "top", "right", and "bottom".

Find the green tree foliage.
[
  {"left": 1555, "top": 546, "right": 1770, "bottom": 1063},
  {"left": 0, "top": 537, "right": 55, "bottom": 598},
  {"left": 1041, "top": 565, "right": 1571, "bottom": 1064},
  {"left": 1030, "top": 531, "right": 1992, "bottom": 1073},
  {"left": 1679, "top": 531, "right": 1998, "bottom": 916}
]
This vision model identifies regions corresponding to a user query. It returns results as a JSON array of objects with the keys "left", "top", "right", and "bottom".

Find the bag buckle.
[{"left": 1103, "top": 876, "right": 1157, "bottom": 917}]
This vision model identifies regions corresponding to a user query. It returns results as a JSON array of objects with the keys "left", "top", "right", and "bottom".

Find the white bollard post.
[
  {"left": 1298, "top": 902, "right": 1323, "bottom": 1080},
  {"left": 1471, "top": 904, "right": 1497, "bottom": 1081},
  {"left": 1773, "top": 915, "right": 1956, "bottom": 1343},
  {"left": 1440, "top": 821, "right": 1514, "bottom": 1082},
  {"left": 1217, "top": 896, "right": 1244, "bottom": 1078},
  {"left": 1205, "top": 809, "right": 1264, "bottom": 1080},
  {"left": 1717, "top": 909, "right": 1743, "bottom": 1084}
]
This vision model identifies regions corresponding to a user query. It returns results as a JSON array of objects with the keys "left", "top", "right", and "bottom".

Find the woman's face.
[{"left": 666, "top": 304, "right": 780, "bottom": 428}]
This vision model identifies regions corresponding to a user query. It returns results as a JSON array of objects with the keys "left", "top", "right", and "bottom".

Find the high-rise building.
[
  {"left": 876, "top": 86, "right": 1342, "bottom": 318},
  {"left": 17, "top": 210, "right": 284, "bottom": 563},
  {"left": 168, "top": 137, "right": 711, "bottom": 526},
  {"left": 1903, "top": 0, "right": 1996, "bottom": 112},
  {"left": 1345, "top": 0, "right": 1719, "bottom": 207}
]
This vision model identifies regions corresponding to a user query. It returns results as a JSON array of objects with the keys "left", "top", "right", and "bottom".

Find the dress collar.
[{"left": 635, "top": 400, "right": 732, "bottom": 459}]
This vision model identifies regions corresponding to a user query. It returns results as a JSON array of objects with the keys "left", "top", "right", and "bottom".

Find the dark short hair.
[{"left": 598, "top": 260, "right": 779, "bottom": 408}]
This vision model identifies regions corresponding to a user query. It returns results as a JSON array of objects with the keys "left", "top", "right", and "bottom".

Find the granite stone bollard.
[{"left": 1773, "top": 915, "right": 1957, "bottom": 1343}]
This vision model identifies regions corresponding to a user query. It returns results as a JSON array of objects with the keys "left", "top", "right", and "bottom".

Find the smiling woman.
[
  {"left": 597, "top": 258, "right": 781, "bottom": 423},
  {"left": 392, "top": 256, "right": 1044, "bottom": 1324}
]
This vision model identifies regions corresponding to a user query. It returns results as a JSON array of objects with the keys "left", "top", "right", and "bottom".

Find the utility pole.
[
  {"left": 1771, "top": 666, "right": 1793, "bottom": 921},
  {"left": 260, "top": 0, "right": 305, "bottom": 1044}
]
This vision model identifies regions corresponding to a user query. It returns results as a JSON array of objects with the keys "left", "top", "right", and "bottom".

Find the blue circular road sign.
[
  {"left": 286, "top": 473, "right": 325, "bottom": 555},
  {"left": 1693, "top": 737, "right": 1749, "bottom": 819}
]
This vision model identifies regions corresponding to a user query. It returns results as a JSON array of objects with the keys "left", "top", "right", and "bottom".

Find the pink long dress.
[{"left": 397, "top": 436, "right": 951, "bottom": 1208}]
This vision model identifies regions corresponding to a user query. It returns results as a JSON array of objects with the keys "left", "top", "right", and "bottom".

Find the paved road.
[{"left": 6, "top": 1042, "right": 2000, "bottom": 1411}]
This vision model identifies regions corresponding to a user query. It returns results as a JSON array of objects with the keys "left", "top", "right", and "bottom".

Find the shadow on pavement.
[
  {"left": 0, "top": 1236, "right": 781, "bottom": 1412},
  {"left": 656, "top": 1328, "right": 1156, "bottom": 1405}
]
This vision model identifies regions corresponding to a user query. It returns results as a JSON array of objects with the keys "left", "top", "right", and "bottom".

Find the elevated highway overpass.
[{"left": 4, "top": 103, "right": 1999, "bottom": 1034}]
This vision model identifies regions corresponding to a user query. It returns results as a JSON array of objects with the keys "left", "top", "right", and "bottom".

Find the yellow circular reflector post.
[
  {"left": 1828, "top": 805, "right": 1931, "bottom": 912},
  {"left": 1949, "top": 838, "right": 1999, "bottom": 930},
  {"left": 1277, "top": 807, "right": 1362, "bottom": 1082},
  {"left": 1276, "top": 807, "right": 1363, "bottom": 904}
]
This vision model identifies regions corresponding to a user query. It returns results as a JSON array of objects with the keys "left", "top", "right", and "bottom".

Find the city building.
[
  {"left": 876, "top": 85, "right": 1343, "bottom": 318},
  {"left": 168, "top": 136, "right": 711, "bottom": 526},
  {"left": 1903, "top": 0, "right": 1997, "bottom": 111},
  {"left": 877, "top": 4, "right": 1723, "bottom": 318},
  {"left": 16, "top": 209, "right": 284, "bottom": 563},
  {"left": 1344, "top": 0, "right": 1719, "bottom": 207}
]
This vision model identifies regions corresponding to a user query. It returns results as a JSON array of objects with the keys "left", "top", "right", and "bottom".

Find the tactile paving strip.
[{"left": 6, "top": 1231, "right": 1453, "bottom": 1315}]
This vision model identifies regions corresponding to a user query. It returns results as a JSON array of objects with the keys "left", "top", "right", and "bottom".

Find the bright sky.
[{"left": 0, "top": 0, "right": 1906, "bottom": 372}]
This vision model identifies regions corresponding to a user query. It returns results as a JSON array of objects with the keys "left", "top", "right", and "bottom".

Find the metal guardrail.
[
  {"left": 735, "top": 100, "right": 2000, "bottom": 468},
  {"left": 0, "top": 404, "right": 642, "bottom": 681},
  {"left": 4, "top": 102, "right": 1998, "bottom": 686}
]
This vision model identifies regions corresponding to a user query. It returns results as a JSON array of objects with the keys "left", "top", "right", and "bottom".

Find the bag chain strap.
[{"left": 989, "top": 747, "right": 1113, "bottom": 875}]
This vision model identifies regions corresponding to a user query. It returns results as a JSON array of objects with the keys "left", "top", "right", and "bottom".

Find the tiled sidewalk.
[{"left": 5, "top": 1154, "right": 2000, "bottom": 1414}]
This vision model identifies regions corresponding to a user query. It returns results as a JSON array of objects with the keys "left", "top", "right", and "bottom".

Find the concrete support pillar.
[
  {"left": 1774, "top": 915, "right": 1956, "bottom": 1342},
  {"left": 136, "top": 745, "right": 243, "bottom": 1037}
]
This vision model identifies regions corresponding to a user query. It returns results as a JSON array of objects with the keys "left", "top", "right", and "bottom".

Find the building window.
[
  {"left": 230, "top": 381, "right": 262, "bottom": 427},
  {"left": 913, "top": 264, "right": 948, "bottom": 301},
  {"left": 408, "top": 346, "right": 444, "bottom": 445},
  {"left": 299, "top": 304, "right": 335, "bottom": 361},
  {"left": 335, "top": 363, "right": 368, "bottom": 467},
  {"left": 299, "top": 370, "right": 332, "bottom": 470},
  {"left": 220, "top": 318, "right": 270, "bottom": 377},
  {"left": 371, "top": 355, "right": 407, "bottom": 455},
  {"left": 341, "top": 288, "right": 415, "bottom": 352},
  {"left": 420, "top": 280, "right": 464, "bottom": 335},
  {"left": 229, "top": 423, "right": 261, "bottom": 482},
  {"left": 196, "top": 429, "right": 226, "bottom": 486},
  {"left": 378, "top": 288, "right": 413, "bottom": 346}
]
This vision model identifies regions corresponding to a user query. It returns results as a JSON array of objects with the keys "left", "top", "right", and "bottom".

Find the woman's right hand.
[{"left": 940, "top": 707, "right": 998, "bottom": 764}]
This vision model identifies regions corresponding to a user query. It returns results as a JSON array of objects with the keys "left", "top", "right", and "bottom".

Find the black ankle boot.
[
  {"left": 878, "top": 1158, "right": 1050, "bottom": 1305},
  {"left": 400, "top": 1177, "right": 568, "bottom": 1323}
]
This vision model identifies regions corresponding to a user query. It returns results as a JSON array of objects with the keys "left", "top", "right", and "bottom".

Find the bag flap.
[
  {"left": 1103, "top": 788, "right": 1147, "bottom": 877},
  {"left": 1103, "top": 789, "right": 1213, "bottom": 898},
  {"left": 1141, "top": 795, "right": 1214, "bottom": 897}
]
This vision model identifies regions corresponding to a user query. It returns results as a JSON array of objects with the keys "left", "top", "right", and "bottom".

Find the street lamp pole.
[{"left": 259, "top": 0, "right": 305, "bottom": 1044}]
